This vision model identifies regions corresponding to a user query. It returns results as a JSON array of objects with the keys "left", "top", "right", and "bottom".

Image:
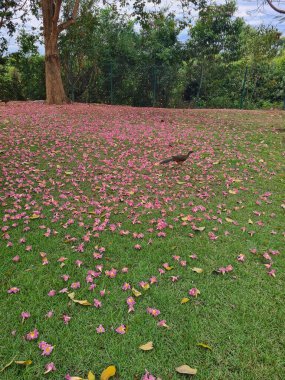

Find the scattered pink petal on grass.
[
  {"left": 12, "top": 255, "right": 20, "bottom": 262},
  {"left": 105, "top": 268, "right": 117, "bottom": 278},
  {"left": 93, "top": 299, "right": 102, "bottom": 308},
  {"left": 44, "top": 362, "right": 56, "bottom": 374},
  {"left": 62, "top": 314, "right": 71, "bottom": 324},
  {"left": 268, "top": 269, "right": 276, "bottom": 277},
  {"left": 142, "top": 370, "right": 157, "bottom": 380},
  {"left": 237, "top": 254, "right": 245, "bottom": 262},
  {"left": 115, "top": 324, "right": 126, "bottom": 334},
  {"left": 21, "top": 312, "right": 30, "bottom": 322},
  {"left": 188, "top": 288, "right": 200, "bottom": 297},
  {"left": 46, "top": 311, "right": 54, "bottom": 318},
  {"left": 75, "top": 260, "right": 83, "bottom": 267},
  {"left": 8, "top": 287, "right": 20, "bottom": 294},
  {"left": 71, "top": 282, "right": 80, "bottom": 289},
  {"left": 96, "top": 324, "right": 105, "bottom": 333},
  {"left": 38, "top": 341, "right": 54, "bottom": 356},
  {"left": 146, "top": 307, "right": 161, "bottom": 317},
  {"left": 48, "top": 290, "right": 56, "bottom": 296},
  {"left": 26, "top": 329, "right": 39, "bottom": 340}
]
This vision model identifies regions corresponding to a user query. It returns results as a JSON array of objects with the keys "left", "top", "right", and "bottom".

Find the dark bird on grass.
[{"left": 160, "top": 150, "right": 194, "bottom": 164}]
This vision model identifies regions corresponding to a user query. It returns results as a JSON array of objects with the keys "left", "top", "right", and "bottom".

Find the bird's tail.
[{"left": 160, "top": 157, "right": 173, "bottom": 164}]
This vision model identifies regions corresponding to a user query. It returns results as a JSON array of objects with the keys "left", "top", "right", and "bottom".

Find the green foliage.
[{"left": 1, "top": 0, "right": 285, "bottom": 108}]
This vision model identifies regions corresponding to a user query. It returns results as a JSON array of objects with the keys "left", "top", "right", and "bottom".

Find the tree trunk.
[
  {"left": 45, "top": 38, "right": 69, "bottom": 104},
  {"left": 41, "top": 0, "right": 80, "bottom": 105}
]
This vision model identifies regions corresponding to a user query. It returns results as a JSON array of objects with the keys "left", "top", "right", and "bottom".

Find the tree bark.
[
  {"left": 41, "top": 0, "right": 79, "bottom": 104},
  {"left": 45, "top": 37, "right": 69, "bottom": 104}
]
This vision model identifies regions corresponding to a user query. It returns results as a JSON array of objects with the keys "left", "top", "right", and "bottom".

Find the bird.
[{"left": 160, "top": 150, "right": 194, "bottom": 164}]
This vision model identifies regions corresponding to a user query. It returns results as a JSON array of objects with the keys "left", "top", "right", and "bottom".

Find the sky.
[{"left": 3, "top": 0, "right": 285, "bottom": 54}]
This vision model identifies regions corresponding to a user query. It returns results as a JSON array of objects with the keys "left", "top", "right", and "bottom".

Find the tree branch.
[
  {"left": 57, "top": 0, "right": 80, "bottom": 33},
  {"left": 53, "top": 0, "right": 62, "bottom": 24},
  {"left": 266, "top": 0, "right": 285, "bottom": 14}
]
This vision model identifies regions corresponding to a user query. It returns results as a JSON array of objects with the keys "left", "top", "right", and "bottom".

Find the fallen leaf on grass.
[
  {"left": 14, "top": 360, "right": 32, "bottom": 365},
  {"left": 197, "top": 343, "right": 212, "bottom": 350},
  {"left": 88, "top": 371, "right": 96, "bottom": 380},
  {"left": 73, "top": 299, "right": 92, "bottom": 306},
  {"left": 181, "top": 297, "right": 190, "bottom": 304},
  {"left": 193, "top": 226, "right": 205, "bottom": 232},
  {"left": 100, "top": 365, "right": 116, "bottom": 380},
  {"left": 139, "top": 341, "right": 154, "bottom": 351},
  {"left": 225, "top": 218, "right": 234, "bottom": 223},
  {"left": 69, "top": 377, "right": 85, "bottom": 380},
  {"left": 68, "top": 293, "right": 92, "bottom": 306},
  {"left": 191, "top": 267, "right": 203, "bottom": 274},
  {"left": 132, "top": 288, "right": 142, "bottom": 297},
  {"left": 30, "top": 214, "right": 40, "bottom": 219},
  {"left": 176, "top": 365, "right": 197, "bottom": 375}
]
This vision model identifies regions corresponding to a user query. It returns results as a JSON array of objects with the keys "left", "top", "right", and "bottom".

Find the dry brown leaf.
[
  {"left": 176, "top": 365, "right": 197, "bottom": 375},
  {"left": 100, "top": 365, "right": 116, "bottom": 380},
  {"left": 139, "top": 341, "right": 154, "bottom": 351}
]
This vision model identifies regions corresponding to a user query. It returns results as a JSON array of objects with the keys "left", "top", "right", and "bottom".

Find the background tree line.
[{"left": 1, "top": 0, "right": 285, "bottom": 109}]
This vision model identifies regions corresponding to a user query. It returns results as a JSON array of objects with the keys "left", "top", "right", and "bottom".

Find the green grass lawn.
[{"left": 0, "top": 103, "right": 284, "bottom": 379}]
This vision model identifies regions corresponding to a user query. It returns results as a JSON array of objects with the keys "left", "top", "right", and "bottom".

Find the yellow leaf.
[
  {"left": 88, "top": 371, "right": 96, "bottom": 380},
  {"left": 132, "top": 288, "right": 142, "bottom": 297},
  {"left": 213, "top": 161, "right": 220, "bottom": 165},
  {"left": 14, "top": 360, "right": 32, "bottom": 366},
  {"left": 73, "top": 299, "right": 92, "bottom": 306},
  {"left": 177, "top": 181, "right": 186, "bottom": 185},
  {"left": 176, "top": 365, "right": 197, "bottom": 375},
  {"left": 165, "top": 266, "right": 173, "bottom": 271},
  {"left": 181, "top": 297, "right": 190, "bottom": 304},
  {"left": 69, "top": 377, "right": 85, "bottom": 380},
  {"left": 65, "top": 171, "right": 73, "bottom": 175},
  {"left": 68, "top": 292, "right": 75, "bottom": 300},
  {"left": 30, "top": 214, "right": 40, "bottom": 219},
  {"left": 100, "top": 365, "right": 116, "bottom": 380},
  {"left": 248, "top": 219, "right": 253, "bottom": 224},
  {"left": 191, "top": 267, "right": 203, "bottom": 274},
  {"left": 142, "top": 283, "right": 150, "bottom": 290},
  {"left": 197, "top": 342, "right": 212, "bottom": 350},
  {"left": 139, "top": 341, "right": 154, "bottom": 351},
  {"left": 229, "top": 189, "right": 238, "bottom": 194},
  {"left": 225, "top": 218, "right": 234, "bottom": 223}
]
